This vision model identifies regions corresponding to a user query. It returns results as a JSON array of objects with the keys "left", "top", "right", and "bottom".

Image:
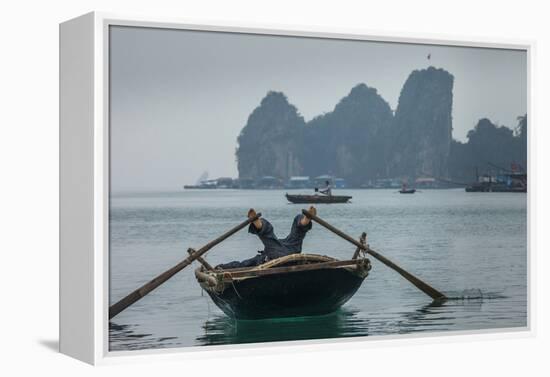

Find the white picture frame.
[{"left": 59, "top": 11, "right": 534, "bottom": 365}]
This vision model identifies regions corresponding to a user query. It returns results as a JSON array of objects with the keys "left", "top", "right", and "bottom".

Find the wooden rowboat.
[
  {"left": 195, "top": 253, "right": 371, "bottom": 320},
  {"left": 285, "top": 193, "right": 352, "bottom": 204}
]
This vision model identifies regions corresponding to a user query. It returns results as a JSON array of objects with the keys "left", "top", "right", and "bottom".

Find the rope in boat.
[
  {"left": 204, "top": 287, "right": 211, "bottom": 331},
  {"left": 226, "top": 271, "right": 243, "bottom": 299}
]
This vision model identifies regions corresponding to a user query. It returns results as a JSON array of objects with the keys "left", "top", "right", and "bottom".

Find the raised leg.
[
  {"left": 248, "top": 217, "right": 288, "bottom": 255},
  {"left": 280, "top": 207, "right": 316, "bottom": 254}
]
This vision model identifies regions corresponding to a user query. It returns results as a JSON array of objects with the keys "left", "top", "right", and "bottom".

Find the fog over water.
[{"left": 109, "top": 26, "right": 527, "bottom": 191}]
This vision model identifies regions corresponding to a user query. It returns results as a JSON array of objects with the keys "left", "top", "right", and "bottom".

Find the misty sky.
[{"left": 110, "top": 26, "right": 527, "bottom": 191}]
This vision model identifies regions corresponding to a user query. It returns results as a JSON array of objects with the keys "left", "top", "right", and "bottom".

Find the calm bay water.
[{"left": 109, "top": 189, "right": 527, "bottom": 351}]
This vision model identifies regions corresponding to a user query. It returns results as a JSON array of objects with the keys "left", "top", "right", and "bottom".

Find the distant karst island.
[{"left": 235, "top": 66, "right": 527, "bottom": 188}]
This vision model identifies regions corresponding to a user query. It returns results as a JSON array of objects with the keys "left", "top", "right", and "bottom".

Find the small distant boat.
[
  {"left": 285, "top": 193, "right": 352, "bottom": 204},
  {"left": 399, "top": 188, "right": 416, "bottom": 194},
  {"left": 465, "top": 166, "right": 527, "bottom": 193},
  {"left": 195, "top": 254, "right": 371, "bottom": 319},
  {"left": 465, "top": 184, "right": 526, "bottom": 193},
  {"left": 465, "top": 172, "right": 527, "bottom": 193},
  {"left": 399, "top": 183, "right": 416, "bottom": 194},
  {"left": 183, "top": 184, "right": 216, "bottom": 189}
]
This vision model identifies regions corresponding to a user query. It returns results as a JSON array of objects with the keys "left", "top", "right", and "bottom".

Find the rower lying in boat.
[{"left": 216, "top": 206, "right": 317, "bottom": 269}]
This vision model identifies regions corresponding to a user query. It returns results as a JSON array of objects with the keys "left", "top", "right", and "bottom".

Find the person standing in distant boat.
[
  {"left": 216, "top": 207, "right": 316, "bottom": 269},
  {"left": 319, "top": 180, "right": 332, "bottom": 196}
]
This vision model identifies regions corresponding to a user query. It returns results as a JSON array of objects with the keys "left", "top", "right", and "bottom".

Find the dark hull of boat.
[
  {"left": 285, "top": 194, "right": 352, "bottom": 204},
  {"left": 183, "top": 185, "right": 216, "bottom": 189},
  {"left": 465, "top": 185, "right": 526, "bottom": 193},
  {"left": 205, "top": 268, "right": 365, "bottom": 320},
  {"left": 399, "top": 189, "right": 416, "bottom": 194}
]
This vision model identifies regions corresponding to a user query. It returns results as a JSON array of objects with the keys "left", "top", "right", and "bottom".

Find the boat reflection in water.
[
  {"left": 196, "top": 307, "right": 369, "bottom": 346},
  {"left": 196, "top": 299, "right": 479, "bottom": 346}
]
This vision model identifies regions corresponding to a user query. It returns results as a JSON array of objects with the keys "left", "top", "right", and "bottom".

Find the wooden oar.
[
  {"left": 302, "top": 209, "right": 446, "bottom": 301},
  {"left": 109, "top": 212, "right": 262, "bottom": 319}
]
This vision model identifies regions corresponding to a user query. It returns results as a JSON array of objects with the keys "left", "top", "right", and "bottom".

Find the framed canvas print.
[{"left": 60, "top": 12, "right": 532, "bottom": 365}]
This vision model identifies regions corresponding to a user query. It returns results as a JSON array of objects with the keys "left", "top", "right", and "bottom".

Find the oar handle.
[
  {"left": 109, "top": 212, "right": 262, "bottom": 319},
  {"left": 302, "top": 209, "right": 446, "bottom": 301}
]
